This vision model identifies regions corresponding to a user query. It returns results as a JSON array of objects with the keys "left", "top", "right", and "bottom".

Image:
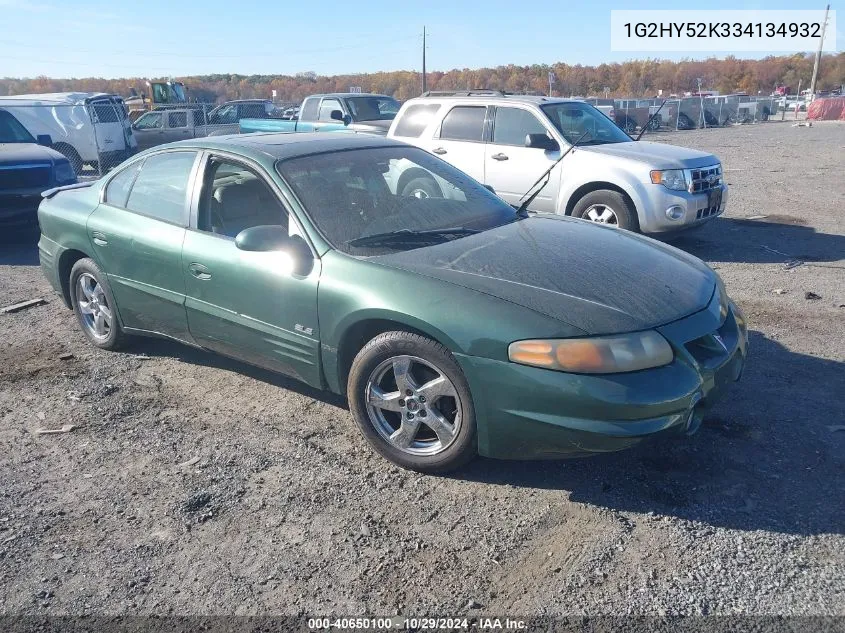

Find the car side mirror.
[
  {"left": 37, "top": 134, "right": 53, "bottom": 147},
  {"left": 525, "top": 134, "right": 559, "bottom": 151},
  {"left": 234, "top": 226, "right": 314, "bottom": 276},
  {"left": 330, "top": 110, "right": 352, "bottom": 126}
]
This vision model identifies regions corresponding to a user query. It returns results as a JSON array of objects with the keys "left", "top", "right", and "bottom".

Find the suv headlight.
[
  {"left": 54, "top": 160, "right": 77, "bottom": 183},
  {"left": 508, "top": 330, "right": 674, "bottom": 374},
  {"left": 650, "top": 169, "right": 687, "bottom": 191}
]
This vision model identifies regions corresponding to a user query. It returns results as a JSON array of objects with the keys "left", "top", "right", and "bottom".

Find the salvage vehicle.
[
  {"left": 124, "top": 80, "right": 189, "bottom": 121},
  {"left": 240, "top": 93, "right": 400, "bottom": 135},
  {"left": 387, "top": 92, "right": 728, "bottom": 233},
  {"left": 0, "top": 93, "right": 137, "bottom": 174},
  {"left": 0, "top": 108, "right": 76, "bottom": 228},
  {"left": 38, "top": 133, "right": 747, "bottom": 473}
]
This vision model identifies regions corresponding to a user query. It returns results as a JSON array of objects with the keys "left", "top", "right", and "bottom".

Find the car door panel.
[
  {"left": 181, "top": 155, "right": 322, "bottom": 387},
  {"left": 422, "top": 105, "right": 489, "bottom": 183},
  {"left": 485, "top": 106, "right": 561, "bottom": 212}
]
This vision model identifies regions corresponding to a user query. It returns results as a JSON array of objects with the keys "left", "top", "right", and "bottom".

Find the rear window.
[
  {"left": 91, "top": 101, "right": 120, "bottom": 123},
  {"left": 393, "top": 104, "right": 440, "bottom": 138},
  {"left": 439, "top": 106, "right": 486, "bottom": 142}
]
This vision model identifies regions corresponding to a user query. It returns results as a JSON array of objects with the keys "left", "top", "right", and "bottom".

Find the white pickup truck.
[{"left": 386, "top": 92, "right": 727, "bottom": 234}]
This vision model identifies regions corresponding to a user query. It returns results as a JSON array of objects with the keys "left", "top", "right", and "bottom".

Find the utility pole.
[
  {"left": 421, "top": 26, "right": 427, "bottom": 95},
  {"left": 809, "top": 4, "right": 830, "bottom": 100}
]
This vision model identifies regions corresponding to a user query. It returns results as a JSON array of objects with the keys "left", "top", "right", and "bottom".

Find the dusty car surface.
[{"left": 37, "top": 133, "right": 747, "bottom": 473}]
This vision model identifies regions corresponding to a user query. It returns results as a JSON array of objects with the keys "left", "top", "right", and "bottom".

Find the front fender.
[{"left": 557, "top": 168, "right": 650, "bottom": 222}]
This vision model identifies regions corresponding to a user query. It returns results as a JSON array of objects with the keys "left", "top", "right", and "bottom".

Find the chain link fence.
[
  {"left": 622, "top": 95, "right": 778, "bottom": 137},
  {"left": 0, "top": 97, "right": 299, "bottom": 182}
]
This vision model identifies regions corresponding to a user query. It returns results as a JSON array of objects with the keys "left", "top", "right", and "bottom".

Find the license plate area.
[{"left": 708, "top": 187, "right": 723, "bottom": 212}]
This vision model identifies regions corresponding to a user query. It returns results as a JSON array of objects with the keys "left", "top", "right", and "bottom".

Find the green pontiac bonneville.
[{"left": 38, "top": 133, "right": 747, "bottom": 473}]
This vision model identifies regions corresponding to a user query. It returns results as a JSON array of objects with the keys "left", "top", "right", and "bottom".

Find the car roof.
[
  {"left": 0, "top": 92, "right": 121, "bottom": 104},
  {"left": 163, "top": 132, "right": 406, "bottom": 161},
  {"left": 408, "top": 93, "right": 582, "bottom": 107},
  {"left": 306, "top": 93, "right": 392, "bottom": 99}
]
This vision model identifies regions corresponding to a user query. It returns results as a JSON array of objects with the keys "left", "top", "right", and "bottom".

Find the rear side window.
[
  {"left": 168, "top": 111, "right": 187, "bottom": 127},
  {"left": 240, "top": 103, "right": 267, "bottom": 119},
  {"left": 439, "top": 106, "right": 486, "bottom": 142},
  {"left": 393, "top": 104, "right": 440, "bottom": 138},
  {"left": 492, "top": 107, "right": 548, "bottom": 146},
  {"left": 125, "top": 151, "right": 197, "bottom": 224},
  {"left": 300, "top": 97, "right": 319, "bottom": 121},
  {"left": 104, "top": 160, "right": 143, "bottom": 208}
]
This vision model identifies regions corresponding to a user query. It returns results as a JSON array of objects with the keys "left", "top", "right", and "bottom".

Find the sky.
[{"left": 0, "top": 0, "right": 840, "bottom": 78}]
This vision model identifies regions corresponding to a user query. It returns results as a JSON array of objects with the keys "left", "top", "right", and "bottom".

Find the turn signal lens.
[{"left": 508, "top": 331, "right": 674, "bottom": 374}]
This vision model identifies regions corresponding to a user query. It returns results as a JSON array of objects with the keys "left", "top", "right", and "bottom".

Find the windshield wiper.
[
  {"left": 347, "top": 227, "right": 479, "bottom": 247},
  {"left": 514, "top": 130, "right": 590, "bottom": 216}
]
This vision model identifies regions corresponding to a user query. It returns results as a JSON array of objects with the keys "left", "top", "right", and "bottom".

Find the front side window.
[
  {"left": 199, "top": 158, "right": 288, "bottom": 238},
  {"left": 277, "top": 146, "right": 517, "bottom": 255},
  {"left": 134, "top": 112, "right": 163, "bottom": 130},
  {"left": 239, "top": 103, "right": 268, "bottom": 119},
  {"left": 318, "top": 98, "right": 343, "bottom": 122},
  {"left": 344, "top": 96, "right": 400, "bottom": 121},
  {"left": 125, "top": 151, "right": 197, "bottom": 224},
  {"left": 393, "top": 104, "right": 440, "bottom": 138},
  {"left": 492, "top": 107, "right": 548, "bottom": 146},
  {"left": 541, "top": 102, "right": 632, "bottom": 145},
  {"left": 210, "top": 105, "right": 237, "bottom": 124},
  {"left": 0, "top": 110, "right": 35, "bottom": 143},
  {"left": 439, "top": 106, "right": 486, "bottom": 142}
]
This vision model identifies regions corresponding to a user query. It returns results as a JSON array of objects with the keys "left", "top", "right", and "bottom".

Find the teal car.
[{"left": 38, "top": 133, "right": 747, "bottom": 473}]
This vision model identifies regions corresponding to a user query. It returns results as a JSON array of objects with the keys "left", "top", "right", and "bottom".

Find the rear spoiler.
[{"left": 42, "top": 181, "right": 95, "bottom": 199}]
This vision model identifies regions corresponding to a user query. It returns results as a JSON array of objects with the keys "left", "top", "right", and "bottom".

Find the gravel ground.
[{"left": 0, "top": 121, "right": 843, "bottom": 622}]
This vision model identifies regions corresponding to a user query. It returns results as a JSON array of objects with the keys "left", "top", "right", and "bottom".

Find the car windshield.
[
  {"left": 541, "top": 102, "right": 632, "bottom": 145},
  {"left": 344, "top": 96, "right": 401, "bottom": 121},
  {"left": 0, "top": 109, "right": 36, "bottom": 143},
  {"left": 277, "top": 146, "right": 518, "bottom": 254}
]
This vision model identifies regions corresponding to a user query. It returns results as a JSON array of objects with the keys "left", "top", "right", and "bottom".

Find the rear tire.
[
  {"left": 348, "top": 331, "right": 477, "bottom": 473},
  {"left": 53, "top": 144, "right": 83, "bottom": 176},
  {"left": 69, "top": 258, "right": 126, "bottom": 350},
  {"left": 572, "top": 189, "right": 639, "bottom": 232}
]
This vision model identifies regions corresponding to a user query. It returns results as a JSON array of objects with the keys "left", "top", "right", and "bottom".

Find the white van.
[{"left": 0, "top": 92, "right": 137, "bottom": 174}]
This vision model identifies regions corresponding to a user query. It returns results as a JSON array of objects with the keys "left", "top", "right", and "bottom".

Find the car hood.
[
  {"left": 581, "top": 140, "right": 718, "bottom": 169},
  {"left": 371, "top": 216, "right": 715, "bottom": 335},
  {"left": 0, "top": 142, "right": 60, "bottom": 165}
]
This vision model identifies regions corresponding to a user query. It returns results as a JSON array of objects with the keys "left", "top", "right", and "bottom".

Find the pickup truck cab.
[
  {"left": 0, "top": 108, "right": 76, "bottom": 227},
  {"left": 132, "top": 100, "right": 279, "bottom": 151},
  {"left": 240, "top": 93, "right": 400, "bottom": 135},
  {"left": 387, "top": 92, "right": 728, "bottom": 234}
]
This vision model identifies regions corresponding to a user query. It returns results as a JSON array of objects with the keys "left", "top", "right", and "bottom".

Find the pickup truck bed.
[{"left": 238, "top": 119, "right": 350, "bottom": 134}]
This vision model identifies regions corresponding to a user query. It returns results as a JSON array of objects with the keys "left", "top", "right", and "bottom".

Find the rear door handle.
[
  {"left": 189, "top": 263, "right": 212, "bottom": 280},
  {"left": 491, "top": 153, "right": 509, "bottom": 161},
  {"left": 91, "top": 231, "right": 108, "bottom": 246},
  {"left": 432, "top": 147, "right": 447, "bottom": 155}
]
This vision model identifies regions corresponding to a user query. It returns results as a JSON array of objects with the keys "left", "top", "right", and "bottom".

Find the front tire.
[
  {"left": 69, "top": 258, "right": 125, "bottom": 350},
  {"left": 572, "top": 190, "right": 639, "bottom": 232},
  {"left": 348, "top": 331, "right": 477, "bottom": 473}
]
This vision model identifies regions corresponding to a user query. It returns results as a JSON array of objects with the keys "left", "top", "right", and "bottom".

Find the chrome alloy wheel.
[
  {"left": 409, "top": 188, "right": 430, "bottom": 199},
  {"left": 365, "top": 355, "right": 462, "bottom": 456},
  {"left": 584, "top": 204, "right": 619, "bottom": 225},
  {"left": 76, "top": 273, "right": 113, "bottom": 340}
]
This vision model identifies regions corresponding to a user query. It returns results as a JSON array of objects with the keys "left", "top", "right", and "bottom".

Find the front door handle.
[
  {"left": 432, "top": 147, "right": 447, "bottom": 155},
  {"left": 491, "top": 153, "right": 509, "bottom": 161},
  {"left": 91, "top": 231, "right": 108, "bottom": 246},
  {"left": 189, "top": 263, "right": 212, "bottom": 280}
]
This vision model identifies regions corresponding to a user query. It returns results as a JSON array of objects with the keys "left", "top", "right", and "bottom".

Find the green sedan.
[{"left": 38, "top": 133, "right": 747, "bottom": 473}]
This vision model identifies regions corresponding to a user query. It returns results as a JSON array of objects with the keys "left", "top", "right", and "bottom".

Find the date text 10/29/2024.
[{"left": 308, "top": 617, "right": 528, "bottom": 630}]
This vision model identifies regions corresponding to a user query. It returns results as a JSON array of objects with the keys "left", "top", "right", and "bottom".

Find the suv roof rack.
[{"left": 419, "top": 89, "right": 506, "bottom": 97}]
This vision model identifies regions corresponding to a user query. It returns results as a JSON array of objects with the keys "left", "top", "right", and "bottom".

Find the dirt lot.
[{"left": 1, "top": 121, "right": 843, "bottom": 622}]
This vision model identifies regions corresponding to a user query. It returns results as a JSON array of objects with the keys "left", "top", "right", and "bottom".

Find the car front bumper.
[
  {"left": 640, "top": 184, "right": 729, "bottom": 234},
  {"left": 455, "top": 290, "right": 747, "bottom": 460}
]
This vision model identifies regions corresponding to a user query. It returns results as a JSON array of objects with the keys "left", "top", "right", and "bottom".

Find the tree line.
[{"left": 2, "top": 53, "right": 843, "bottom": 104}]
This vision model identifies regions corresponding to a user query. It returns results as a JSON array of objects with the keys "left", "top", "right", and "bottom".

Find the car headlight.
[
  {"left": 54, "top": 160, "right": 77, "bottom": 183},
  {"left": 650, "top": 169, "right": 687, "bottom": 191},
  {"left": 508, "top": 330, "right": 674, "bottom": 374}
]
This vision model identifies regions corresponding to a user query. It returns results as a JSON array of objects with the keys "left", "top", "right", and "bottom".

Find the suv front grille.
[
  {"left": 687, "top": 164, "right": 722, "bottom": 193},
  {"left": 0, "top": 164, "right": 51, "bottom": 190}
]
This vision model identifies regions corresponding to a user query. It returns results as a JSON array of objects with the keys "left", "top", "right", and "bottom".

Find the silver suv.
[{"left": 386, "top": 91, "right": 728, "bottom": 233}]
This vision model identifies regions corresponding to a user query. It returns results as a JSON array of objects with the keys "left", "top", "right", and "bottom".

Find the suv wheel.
[
  {"left": 572, "top": 190, "right": 639, "bottom": 232},
  {"left": 69, "top": 258, "right": 126, "bottom": 350},
  {"left": 348, "top": 331, "right": 477, "bottom": 473},
  {"left": 401, "top": 176, "right": 443, "bottom": 199}
]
